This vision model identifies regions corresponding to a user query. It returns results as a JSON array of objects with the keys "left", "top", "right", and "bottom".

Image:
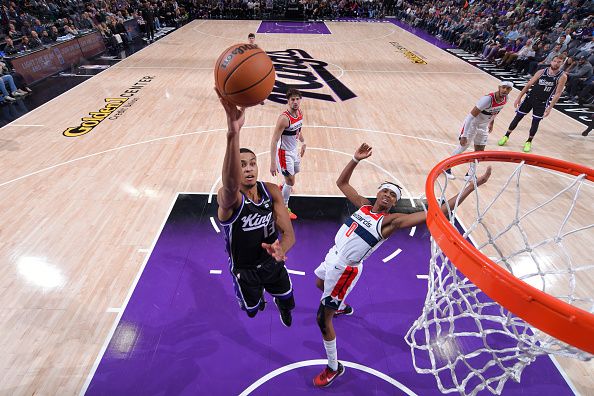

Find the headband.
[{"left": 378, "top": 183, "right": 401, "bottom": 201}]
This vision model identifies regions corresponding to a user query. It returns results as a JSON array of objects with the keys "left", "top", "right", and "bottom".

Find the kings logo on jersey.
[{"left": 240, "top": 212, "right": 274, "bottom": 232}]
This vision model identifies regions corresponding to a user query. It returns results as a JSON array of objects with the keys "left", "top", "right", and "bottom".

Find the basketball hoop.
[{"left": 406, "top": 151, "right": 594, "bottom": 396}]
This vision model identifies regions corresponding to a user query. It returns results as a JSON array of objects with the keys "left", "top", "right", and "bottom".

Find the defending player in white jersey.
[
  {"left": 270, "top": 88, "right": 306, "bottom": 220},
  {"left": 312, "top": 143, "right": 492, "bottom": 388},
  {"left": 445, "top": 81, "right": 512, "bottom": 180}
]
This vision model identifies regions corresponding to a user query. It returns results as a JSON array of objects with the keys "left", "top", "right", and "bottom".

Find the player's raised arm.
[
  {"left": 270, "top": 114, "right": 289, "bottom": 177},
  {"left": 382, "top": 167, "right": 492, "bottom": 236},
  {"left": 336, "top": 143, "right": 373, "bottom": 208},
  {"left": 215, "top": 88, "right": 245, "bottom": 220}
]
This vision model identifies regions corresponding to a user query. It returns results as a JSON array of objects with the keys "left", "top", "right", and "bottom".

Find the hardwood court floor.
[{"left": 0, "top": 20, "right": 591, "bottom": 395}]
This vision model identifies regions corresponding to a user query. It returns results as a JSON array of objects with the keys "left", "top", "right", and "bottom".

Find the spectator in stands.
[
  {"left": 482, "top": 36, "right": 503, "bottom": 60},
  {"left": 0, "top": 72, "right": 26, "bottom": 103},
  {"left": 569, "top": 35, "right": 594, "bottom": 59},
  {"left": 1, "top": 37, "right": 20, "bottom": 56},
  {"left": 0, "top": 60, "right": 31, "bottom": 95},
  {"left": 152, "top": 5, "right": 162, "bottom": 31},
  {"left": 40, "top": 30, "right": 53, "bottom": 45},
  {"left": 6, "top": 23, "right": 21, "bottom": 39},
  {"left": 79, "top": 12, "right": 95, "bottom": 30},
  {"left": 29, "top": 31, "right": 43, "bottom": 49},
  {"left": 533, "top": 43, "right": 563, "bottom": 72},
  {"left": 142, "top": 1, "right": 156, "bottom": 42},
  {"left": 65, "top": 25, "right": 79, "bottom": 36},
  {"left": 519, "top": 42, "right": 551, "bottom": 77},
  {"left": 32, "top": 18, "right": 44, "bottom": 35},
  {"left": 557, "top": 34, "right": 569, "bottom": 52},
  {"left": 48, "top": 26, "right": 58, "bottom": 42},
  {"left": 497, "top": 38, "right": 525, "bottom": 66},
  {"left": 513, "top": 43, "right": 538, "bottom": 73},
  {"left": 566, "top": 56, "right": 594, "bottom": 100},
  {"left": 20, "top": 21, "right": 32, "bottom": 37},
  {"left": 114, "top": 17, "right": 130, "bottom": 44},
  {"left": 20, "top": 36, "right": 30, "bottom": 51}
]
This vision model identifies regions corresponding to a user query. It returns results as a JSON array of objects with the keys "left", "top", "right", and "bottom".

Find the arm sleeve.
[
  {"left": 475, "top": 95, "right": 492, "bottom": 111},
  {"left": 461, "top": 115, "right": 475, "bottom": 137}
]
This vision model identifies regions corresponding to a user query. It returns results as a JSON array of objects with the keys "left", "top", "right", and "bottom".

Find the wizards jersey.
[
  {"left": 334, "top": 205, "right": 386, "bottom": 264},
  {"left": 279, "top": 109, "right": 303, "bottom": 152}
]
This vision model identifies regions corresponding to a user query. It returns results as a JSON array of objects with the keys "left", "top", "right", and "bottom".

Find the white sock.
[
  {"left": 323, "top": 338, "right": 338, "bottom": 371},
  {"left": 282, "top": 183, "right": 292, "bottom": 207},
  {"left": 451, "top": 144, "right": 469, "bottom": 156}
]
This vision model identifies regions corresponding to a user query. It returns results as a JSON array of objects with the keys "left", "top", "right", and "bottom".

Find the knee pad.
[{"left": 316, "top": 303, "right": 327, "bottom": 335}]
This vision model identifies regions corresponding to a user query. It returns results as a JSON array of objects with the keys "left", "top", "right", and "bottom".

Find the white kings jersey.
[
  {"left": 334, "top": 205, "right": 387, "bottom": 265},
  {"left": 279, "top": 109, "right": 303, "bottom": 152},
  {"left": 470, "top": 92, "right": 507, "bottom": 127}
]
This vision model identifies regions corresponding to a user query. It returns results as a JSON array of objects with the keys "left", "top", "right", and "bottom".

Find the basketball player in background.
[
  {"left": 445, "top": 81, "right": 513, "bottom": 180},
  {"left": 247, "top": 32, "right": 266, "bottom": 106},
  {"left": 215, "top": 87, "right": 296, "bottom": 327},
  {"left": 270, "top": 88, "right": 307, "bottom": 220},
  {"left": 498, "top": 55, "right": 568, "bottom": 152},
  {"left": 313, "top": 143, "right": 491, "bottom": 388}
]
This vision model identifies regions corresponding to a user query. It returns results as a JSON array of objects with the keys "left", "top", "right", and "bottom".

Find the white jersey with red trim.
[
  {"left": 471, "top": 92, "right": 507, "bottom": 127},
  {"left": 279, "top": 109, "right": 303, "bottom": 152},
  {"left": 333, "top": 205, "right": 386, "bottom": 264}
]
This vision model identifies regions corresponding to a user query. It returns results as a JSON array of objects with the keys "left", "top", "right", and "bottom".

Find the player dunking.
[
  {"left": 270, "top": 88, "right": 306, "bottom": 220},
  {"left": 446, "top": 81, "right": 513, "bottom": 180},
  {"left": 215, "top": 87, "right": 296, "bottom": 327},
  {"left": 312, "top": 143, "right": 491, "bottom": 388},
  {"left": 497, "top": 55, "right": 567, "bottom": 152}
]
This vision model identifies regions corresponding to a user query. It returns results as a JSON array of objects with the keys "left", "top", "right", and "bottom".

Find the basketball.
[{"left": 214, "top": 43, "right": 276, "bottom": 107}]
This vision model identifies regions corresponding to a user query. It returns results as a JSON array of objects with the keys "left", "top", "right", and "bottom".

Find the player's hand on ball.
[
  {"left": 262, "top": 240, "right": 286, "bottom": 262},
  {"left": 215, "top": 87, "right": 245, "bottom": 132},
  {"left": 476, "top": 166, "right": 492, "bottom": 186}
]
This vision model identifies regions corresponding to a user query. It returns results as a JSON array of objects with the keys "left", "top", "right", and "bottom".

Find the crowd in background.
[
  {"left": 395, "top": 0, "right": 594, "bottom": 104},
  {"left": 1, "top": 0, "right": 594, "bottom": 106},
  {"left": 0, "top": 0, "right": 193, "bottom": 102},
  {"left": 1, "top": 0, "right": 189, "bottom": 52}
]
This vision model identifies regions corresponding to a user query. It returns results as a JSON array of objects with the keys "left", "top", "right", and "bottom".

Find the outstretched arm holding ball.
[
  {"left": 215, "top": 87, "right": 246, "bottom": 222},
  {"left": 213, "top": 85, "right": 297, "bottom": 326}
]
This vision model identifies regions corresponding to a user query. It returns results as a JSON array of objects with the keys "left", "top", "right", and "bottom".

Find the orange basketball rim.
[{"left": 425, "top": 151, "right": 594, "bottom": 355}]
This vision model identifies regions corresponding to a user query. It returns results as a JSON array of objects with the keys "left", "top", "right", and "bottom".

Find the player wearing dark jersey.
[
  {"left": 215, "top": 88, "right": 296, "bottom": 327},
  {"left": 498, "top": 55, "right": 567, "bottom": 152}
]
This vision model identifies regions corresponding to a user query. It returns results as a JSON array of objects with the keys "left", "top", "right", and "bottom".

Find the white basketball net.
[{"left": 405, "top": 160, "right": 594, "bottom": 396}]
